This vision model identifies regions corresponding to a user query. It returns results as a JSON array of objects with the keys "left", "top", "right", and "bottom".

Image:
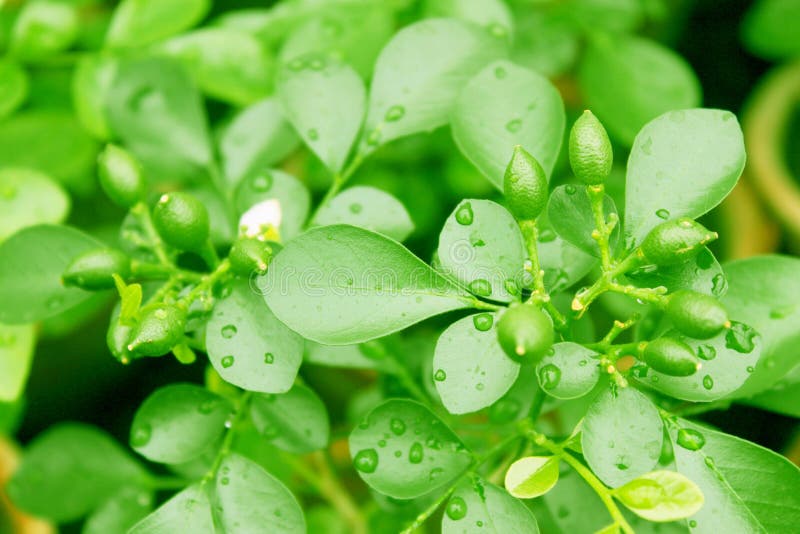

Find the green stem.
[
  {"left": 518, "top": 220, "right": 568, "bottom": 332},
  {"left": 131, "top": 202, "right": 171, "bottom": 267},
  {"left": 571, "top": 250, "right": 648, "bottom": 315},
  {"left": 204, "top": 391, "right": 253, "bottom": 482},
  {"left": 587, "top": 184, "right": 613, "bottom": 271},
  {"left": 180, "top": 259, "right": 231, "bottom": 307},
  {"left": 307, "top": 150, "right": 367, "bottom": 227},
  {"left": 400, "top": 486, "right": 457, "bottom": 534},
  {"left": 528, "top": 385, "right": 547, "bottom": 422}
]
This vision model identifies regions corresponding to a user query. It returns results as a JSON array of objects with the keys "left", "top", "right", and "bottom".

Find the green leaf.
[
  {"left": 451, "top": 59, "right": 565, "bottom": 188},
  {"left": 488, "top": 366, "right": 539, "bottom": 425},
  {"left": 8, "top": 423, "right": 147, "bottom": 522},
  {"left": 218, "top": 98, "right": 300, "bottom": 187},
  {"left": 0, "top": 225, "right": 102, "bottom": 324},
  {"left": 159, "top": 28, "right": 273, "bottom": 105},
  {"left": 581, "top": 386, "right": 663, "bottom": 487},
  {"left": 742, "top": 363, "right": 800, "bottom": 417},
  {"left": 537, "top": 216, "right": 597, "bottom": 292},
  {"left": 742, "top": 0, "right": 800, "bottom": 60},
  {"left": 312, "top": 186, "right": 414, "bottom": 242},
  {"left": 0, "top": 110, "right": 98, "bottom": 195},
  {"left": 570, "top": 0, "right": 644, "bottom": 33},
  {"left": 625, "top": 247, "right": 726, "bottom": 297},
  {"left": 536, "top": 342, "right": 601, "bottom": 399},
  {"left": 234, "top": 169, "right": 310, "bottom": 241},
  {"left": 215, "top": 453, "right": 306, "bottom": 533},
  {"left": 72, "top": 54, "right": 118, "bottom": 140},
  {"left": 263, "top": 225, "right": 472, "bottom": 345},
  {"left": 129, "top": 484, "right": 214, "bottom": 534},
  {"left": 0, "top": 168, "right": 70, "bottom": 242},
  {"left": 511, "top": 9, "right": 579, "bottom": 78},
  {"left": 504, "top": 456, "right": 559, "bottom": 499},
  {"left": 637, "top": 325, "right": 762, "bottom": 402},
  {"left": 615, "top": 470, "right": 703, "bottom": 522},
  {"left": 424, "top": 0, "right": 513, "bottom": 35},
  {"left": 83, "top": 486, "right": 153, "bottom": 534},
  {"left": 0, "top": 323, "right": 35, "bottom": 402},
  {"left": 304, "top": 340, "right": 398, "bottom": 372},
  {"left": 433, "top": 312, "right": 519, "bottom": 414},
  {"left": 442, "top": 476, "right": 540, "bottom": 533},
  {"left": 721, "top": 255, "right": 800, "bottom": 397},
  {"left": 624, "top": 109, "right": 745, "bottom": 246},
  {"left": 668, "top": 418, "right": 800, "bottom": 532},
  {"left": 207, "top": 280, "right": 304, "bottom": 393},
  {"left": 437, "top": 199, "right": 526, "bottom": 303},
  {"left": 578, "top": 34, "right": 701, "bottom": 146},
  {"left": 106, "top": 57, "right": 212, "bottom": 182},
  {"left": 277, "top": 53, "right": 365, "bottom": 173},
  {"left": 362, "top": 18, "right": 506, "bottom": 150},
  {"left": 130, "top": 384, "right": 232, "bottom": 464},
  {"left": 9, "top": 0, "right": 78, "bottom": 60},
  {"left": 348, "top": 399, "right": 472, "bottom": 499},
  {"left": 547, "top": 185, "right": 619, "bottom": 257},
  {"left": 106, "top": 0, "right": 210, "bottom": 48},
  {"left": 250, "top": 384, "right": 330, "bottom": 453},
  {"left": 0, "top": 59, "right": 28, "bottom": 119}
]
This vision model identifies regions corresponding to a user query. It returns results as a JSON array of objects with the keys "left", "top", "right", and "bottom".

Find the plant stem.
[
  {"left": 587, "top": 184, "right": 614, "bottom": 271},
  {"left": 180, "top": 259, "right": 231, "bottom": 306},
  {"left": 131, "top": 202, "right": 171, "bottom": 267},
  {"left": 400, "top": 486, "right": 456, "bottom": 534},
  {"left": 204, "top": 391, "right": 253, "bottom": 481},
  {"left": 571, "top": 249, "right": 651, "bottom": 315},
  {"left": 518, "top": 219, "right": 568, "bottom": 332},
  {"left": 307, "top": 150, "right": 367, "bottom": 226}
]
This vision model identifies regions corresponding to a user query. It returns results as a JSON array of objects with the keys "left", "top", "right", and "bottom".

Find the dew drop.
[
  {"left": 538, "top": 228, "right": 556, "bottom": 242},
  {"left": 564, "top": 184, "right": 577, "bottom": 195},
  {"left": 353, "top": 449, "right": 379, "bottom": 473},
  {"left": 504, "top": 279, "right": 520, "bottom": 296},
  {"left": 494, "top": 66, "right": 507, "bottom": 79},
  {"left": 769, "top": 305, "right": 795, "bottom": 319},
  {"left": 455, "top": 202, "right": 474, "bottom": 225},
  {"left": 220, "top": 477, "right": 230, "bottom": 485},
  {"left": 711, "top": 273, "right": 727, "bottom": 296},
  {"left": 615, "top": 455, "right": 630, "bottom": 470},
  {"left": 130, "top": 423, "right": 152, "bottom": 447},
  {"left": 366, "top": 129, "right": 381, "bottom": 146},
  {"left": 702, "top": 375, "right": 714, "bottom": 390},
  {"left": 378, "top": 439, "right": 386, "bottom": 447},
  {"left": 445, "top": 496, "right": 467, "bottom": 520},
  {"left": 221, "top": 355, "right": 235, "bottom": 368},
  {"left": 385, "top": 105, "right": 405, "bottom": 122},
  {"left": 475, "top": 383, "right": 485, "bottom": 391},
  {"left": 677, "top": 428, "right": 706, "bottom": 451},
  {"left": 434, "top": 369, "right": 447, "bottom": 382},
  {"left": 472, "top": 313, "right": 493, "bottom": 331},
  {"left": 697, "top": 345, "right": 716, "bottom": 361},
  {"left": 198, "top": 399, "right": 217, "bottom": 414},
  {"left": 468, "top": 279, "right": 492, "bottom": 297},
  {"left": 505, "top": 119, "right": 522, "bottom": 133},
  {"left": 307, "top": 128, "right": 319, "bottom": 141},
  {"left": 641, "top": 136, "right": 653, "bottom": 155},
  {"left": 538, "top": 364, "right": 561, "bottom": 390},
  {"left": 689, "top": 520, "right": 697, "bottom": 528},
  {"left": 655, "top": 208, "right": 670, "bottom": 220},
  {"left": 704, "top": 456, "right": 715, "bottom": 469},
  {"left": 390, "top": 418, "right": 406, "bottom": 436},
  {"left": 393, "top": 450, "right": 402, "bottom": 458},
  {"left": 264, "top": 352, "right": 274, "bottom": 364},
  {"left": 221, "top": 325, "right": 237, "bottom": 339},
  {"left": 251, "top": 174, "right": 272, "bottom": 192},
  {"left": 746, "top": 366, "right": 754, "bottom": 373},
  {"left": 409, "top": 442, "right": 424, "bottom": 464},
  {"left": 725, "top": 321, "right": 757, "bottom": 353},
  {"left": 429, "top": 467, "right": 444, "bottom": 481}
]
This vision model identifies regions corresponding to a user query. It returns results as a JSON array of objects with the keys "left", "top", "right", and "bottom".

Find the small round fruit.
[
  {"left": 126, "top": 303, "right": 187, "bottom": 357},
  {"left": 97, "top": 144, "right": 145, "bottom": 208},
  {"left": 229, "top": 238, "right": 273, "bottom": 276},
  {"left": 152, "top": 192, "right": 210, "bottom": 251},
  {"left": 642, "top": 337, "right": 700, "bottom": 377},
  {"left": 666, "top": 290, "right": 729, "bottom": 339},
  {"left": 62, "top": 248, "right": 131, "bottom": 290},
  {"left": 503, "top": 145, "right": 548, "bottom": 221},
  {"left": 640, "top": 218, "right": 717, "bottom": 266},
  {"left": 569, "top": 110, "right": 613, "bottom": 186},
  {"left": 497, "top": 303, "right": 554, "bottom": 364}
]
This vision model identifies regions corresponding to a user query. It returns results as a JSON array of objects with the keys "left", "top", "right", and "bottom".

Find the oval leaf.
[
  {"left": 83, "top": 487, "right": 153, "bottom": 534},
  {"left": 536, "top": 342, "right": 600, "bottom": 400},
  {"left": 263, "top": 225, "right": 472, "bottom": 344},
  {"left": 547, "top": 184, "right": 619, "bottom": 257},
  {"left": 0, "top": 323, "right": 35, "bottom": 402},
  {"left": 129, "top": 484, "right": 214, "bottom": 534},
  {"left": 0, "top": 168, "right": 69, "bottom": 242},
  {"left": 615, "top": 470, "right": 704, "bottom": 522},
  {"left": 443, "top": 476, "right": 540, "bottom": 533},
  {"left": 0, "top": 59, "right": 28, "bottom": 119},
  {"left": 250, "top": 384, "right": 330, "bottom": 453},
  {"left": 311, "top": 186, "right": 414, "bottom": 242},
  {"left": 106, "top": 0, "right": 210, "bottom": 48},
  {"left": 504, "top": 456, "right": 559, "bottom": 499}
]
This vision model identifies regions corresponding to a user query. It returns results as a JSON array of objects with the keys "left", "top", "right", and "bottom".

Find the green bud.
[
  {"left": 497, "top": 303, "right": 554, "bottom": 364},
  {"left": 569, "top": 110, "right": 613, "bottom": 186},
  {"left": 127, "top": 303, "right": 187, "bottom": 357},
  {"left": 229, "top": 238, "right": 274, "bottom": 276},
  {"left": 503, "top": 145, "right": 548, "bottom": 220},
  {"left": 152, "top": 192, "right": 210, "bottom": 251},
  {"left": 97, "top": 144, "right": 146, "bottom": 208},
  {"left": 640, "top": 218, "right": 717, "bottom": 266},
  {"left": 107, "top": 315, "right": 135, "bottom": 364},
  {"left": 642, "top": 337, "right": 700, "bottom": 377},
  {"left": 63, "top": 248, "right": 131, "bottom": 290},
  {"left": 666, "top": 290, "right": 729, "bottom": 339}
]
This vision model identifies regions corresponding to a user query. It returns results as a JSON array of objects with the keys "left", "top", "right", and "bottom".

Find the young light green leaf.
[
  {"left": 443, "top": 476, "right": 540, "bottom": 533},
  {"left": 722, "top": 255, "right": 800, "bottom": 397},
  {"left": 437, "top": 199, "right": 526, "bottom": 303},
  {"left": 504, "top": 456, "right": 560, "bottom": 499},
  {"left": 0, "top": 59, "right": 28, "bottom": 119},
  {"left": 0, "top": 168, "right": 70, "bottom": 242},
  {"left": 578, "top": 34, "right": 701, "bottom": 146},
  {"left": 7, "top": 423, "right": 147, "bottom": 522},
  {"left": 536, "top": 342, "right": 601, "bottom": 399},
  {"left": 129, "top": 384, "right": 233, "bottom": 464},
  {"left": 0, "top": 225, "right": 102, "bottom": 324},
  {"left": 218, "top": 98, "right": 300, "bottom": 187},
  {"left": 83, "top": 486, "right": 153, "bottom": 534},
  {"left": 9, "top": 0, "right": 78, "bottom": 60},
  {"left": 0, "top": 323, "right": 35, "bottom": 402},
  {"left": 637, "top": 325, "right": 761, "bottom": 402},
  {"left": 742, "top": 0, "right": 800, "bottom": 60},
  {"left": 624, "top": 108, "right": 745, "bottom": 246},
  {"left": 451, "top": 60, "right": 565, "bottom": 188},
  {"left": 433, "top": 312, "right": 520, "bottom": 414},
  {"left": 348, "top": 399, "right": 472, "bottom": 499},
  {"left": 106, "top": 57, "right": 212, "bottom": 183},
  {"left": 669, "top": 418, "right": 800, "bottom": 532},
  {"left": 547, "top": 184, "right": 619, "bottom": 257},
  {"left": 277, "top": 53, "right": 365, "bottom": 173},
  {"left": 106, "top": 0, "right": 210, "bottom": 48},
  {"left": 206, "top": 280, "right": 304, "bottom": 393},
  {"left": 424, "top": 0, "right": 513, "bottom": 36},
  {"left": 215, "top": 453, "right": 306, "bottom": 533},
  {"left": 72, "top": 55, "right": 118, "bottom": 139},
  {"left": 250, "top": 384, "right": 330, "bottom": 453},
  {"left": 614, "top": 470, "right": 703, "bottom": 522},
  {"left": 581, "top": 386, "right": 663, "bottom": 488},
  {"left": 159, "top": 28, "right": 273, "bottom": 105},
  {"left": 128, "top": 484, "right": 214, "bottom": 534},
  {"left": 362, "top": 18, "right": 506, "bottom": 150},
  {"left": 626, "top": 247, "right": 726, "bottom": 297},
  {"left": 234, "top": 169, "right": 310, "bottom": 241},
  {"left": 262, "top": 225, "right": 472, "bottom": 345},
  {"left": 311, "top": 186, "right": 414, "bottom": 242}
]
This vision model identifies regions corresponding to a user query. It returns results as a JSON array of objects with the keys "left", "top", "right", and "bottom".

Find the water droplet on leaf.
[
  {"left": 538, "top": 364, "right": 561, "bottom": 390},
  {"left": 221, "top": 325, "right": 237, "bottom": 339},
  {"left": 468, "top": 279, "right": 492, "bottom": 297},
  {"left": 221, "top": 355, "right": 235, "bottom": 368},
  {"left": 505, "top": 119, "right": 522, "bottom": 133},
  {"left": 354, "top": 449, "right": 379, "bottom": 473},
  {"left": 434, "top": 369, "right": 447, "bottom": 381},
  {"left": 446, "top": 496, "right": 467, "bottom": 520},
  {"left": 409, "top": 442, "right": 424, "bottom": 464},
  {"left": 725, "top": 321, "right": 757, "bottom": 353},
  {"left": 385, "top": 105, "right": 405, "bottom": 122},
  {"left": 472, "top": 313, "right": 493, "bottom": 331},
  {"left": 702, "top": 375, "right": 714, "bottom": 390},
  {"left": 655, "top": 208, "right": 670, "bottom": 219},
  {"left": 455, "top": 202, "right": 474, "bottom": 225},
  {"left": 697, "top": 345, "right": 716, "bottom": 361},
  {"left": 677, "top": 428, "right": 706, "bottom": 451}
]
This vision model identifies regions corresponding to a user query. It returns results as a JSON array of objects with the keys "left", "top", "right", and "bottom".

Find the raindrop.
[
  {"left": 725, "top": 321, "right": 756, "bottom": 353},
  {"left": 538, "top": 228, "right": 556, "bottom": 242},
  {"left": 538, "top": 364, "right": 561, "bottom": 390},
  {"left": 429, "top": 467, "right": 445, "bottom": 481},
  {"left": 494, "top": 66, "right": 507, "bottom": 79},
  {"left": 198, "top": 400, "right": 217, "bottom": 414},
  {"left": 353, "top": 449, "right": 379, "bottom": 473},
  {"left": 409, "top": 442, "right": 424, "bottom": 464},
  {"left": 769, "top": 306, "right": 795, "bottom": 319},
  {"left": 385, "top": 105, "right": 405, "bottom": 122},
  {"left": 641, "top": 137, "right": 653, "bottom": 155},
  {"left": 264, "top": 353, "right": 274, "bottom": 364},
  {"left": 505, "top": 119, "right": 522, "bottom": 133},
  {"left": 504, "top": 279, "right": 520, "bottom": 296},
  {"left": 221, "top": 355, "right": 235, "bottom": 368},
  {"left": 472, "top": 313, "right": 493, "bottom": 331},
  {"left": 378, "top": 439, "right": 386, "bottom": 447},
  {"left": 564, "top": 184, "right": 577, "bottom": 195},
  {"left": 655, "top": 208, "right": 670, "bottom": 220},
  {"left": 468, "top": 279, "right": 492, "bottom": 297},
  {"left": 309, "top": 58, "right": 325, "bottom": 70},
  {"left": 746, "top": 366, "right": 754, "bottom": 373},
  {"left": 434, "top": 369, "right": 447, "bottom": 382},
  {"left": 704, "top": 456, "right": 715, "bottom": 469},
  {"left": 221, "top": 325, "right": 237, "bottom": 339},
  {"left": 615, "top": 455, "right": 630, "bottom": 470},
  {"left": 711, "top": 274, "right": 727, "bottom": 296},
  {"left": 697, "top": 345, "right": 716, "bottom": 361},
  {"left": 455, "top": 202, "right": 474, "bottom": 225},
  {"left": 366, "top": 129, "right": 381, "bottom": 146},
  {"left": 676, "top": 428, "right": 706, "bottom": 451},
  {"left": 130, "top": 424, "right": 152, "bottom": 447},
  {"left": 445, "top": 496, "right": 467, "bottom": 520},
  {"left": 220, "top": 477, "right": 230, "bottom": 485},
  {"left": 251, "top": 174, "right": 272, "bottom": 192},
  {"left": 689, "top": 520, "right": 697, "bottom": 528},
  {"left": 488, "top": 23, "right": 507, "bottom": 39},
  {"left": 390, "top": 418, "right": 406, "bottom": 436},
  {"left": 394, "top": 450, "right": 402, "bottom": 458},
  {"left": 349, "top": 203, "right": 362, "bottom": 214},
  {"left": 307, "top": 128, "right": 319, "bottom": 141},
  {"left": 475, "top": 383, "right": 485, "bottom": 391},
  {"left": 702, "top": 375, "right": 714, "bottom": 390}
]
